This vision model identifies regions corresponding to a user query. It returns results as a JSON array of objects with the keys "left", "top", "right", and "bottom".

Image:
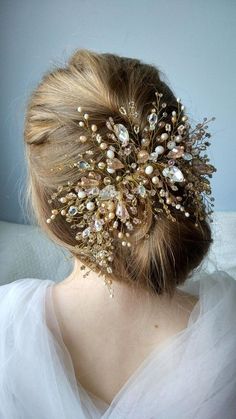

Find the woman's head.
[{"left": 24, "top": 49, "right": 214, "bottom": 299}]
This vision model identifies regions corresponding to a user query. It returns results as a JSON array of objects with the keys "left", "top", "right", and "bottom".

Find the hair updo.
[{"left": 24, "top": 48, "right": 213, "bottom": 298}]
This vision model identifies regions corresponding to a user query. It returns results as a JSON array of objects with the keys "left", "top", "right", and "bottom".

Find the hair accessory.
[{"left": 46, "top": 91, "right": 216, "bottom": 298}]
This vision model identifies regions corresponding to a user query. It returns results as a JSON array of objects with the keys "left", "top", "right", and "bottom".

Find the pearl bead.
[
  {"left": 107, "top": 149, "right": 115, "bottom": 159},
  {"left": 52, "top": 209, "right": 58, "bottom": 215},
  {"left": 46, "top": 218, "right": 51, "bottom": 224},
  {"left": 118, "top": 232, "right": 124, "bottom": 238},
  {"left": 122, "top": 241, "right": 127, "bottom": 246},
  {"left": 185, "top": 212, "right": 190, "bottom": 217},
  {"left": 79, "top": 135, "right": 87, "bottom": 143},
  {"left": 100, "top": 142, "right": 108, "bottom": 150},
  {"left": 50, "top": 214, "right": 56, "bottom": 219},
  {"left": 108, "top": 212, "right": 115, "bottom": 219},
  {"left": 86, "top": 202, "right": 95, "bottom": 211},
  {"left": 152, "top": 176, "right": 159, "bottom": 184},
  {"left": 167, "top": 141, "right": 176, "bottom": 150},
  {"left": 91, "top": 124, "right": 97, "bottom": 132},
  {"left": 59, "top": 197, "right": 67, "bottom": 203},
  {"left": 175, "top": 135, "right": 182, "bottom": 143},
  {"left": 78, "top": 190, "right": 86, "bottom": 199},
  {"left": 127, "top": 242, "right": 131, "bottom": 247},
  {"left": 161, "top": 133, "right": 169, "bottom": 141},
  {"left": 79, "top": 121, "right": 84, "bottom": 127},
  {"left": 155, "top": 145, "right": 165, "bottom": 155},
  {"left": 77, "top": 106, "right": 82, "bottom": 112},
  {"left": 61, "top": 210, "right": 66, "bottom": 215},
  {"left": 145, "top": 165, "right": 154, "bottom": 175},
  {"left": 182, "top": 116, "right": 188, "bottom": 121},
  {"left": 84, "top": 113, "right": 89, "bottom": 120}
]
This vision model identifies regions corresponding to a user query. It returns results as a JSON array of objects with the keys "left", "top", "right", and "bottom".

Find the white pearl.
[
  {"left": 79, "top": 135, "right": 87, "bottom": 143},
  {"left": 161, "top": 133, "right": 169, "bottom": 141},
  {"left": 182, "top": 115, "right": 188, "bottom": 121},
  {"left": 91, "top": 124, "right": 97, "bottom": 132},
  {"left": 79, "top": 121, "right": 84, "bottom": 127},
  {"left": 46, "top": 218, "right": 51, "bottom": 224},
  {"left": 152, "top": 176, "right": 159, "bottom": 184},
  {"left": 86, "top": 202, "right": 95, "bottom": 211},
  {"left": 145, "top": 165, "right": 154, "bottom": 175},
  {"left": 107, "top": 149, "right": 115, "bottom": 159},
  {"left": 175, "top": 135, "right": 182, "bottom": 143},
  {"left": 100, "top": 142, "right": 108, "bottom": 150},
  {"left": 107, "top": 167, "right": 115, "bottom": 174},
  {"left": 185, "top": 212, "right": 190, "bottom": 217},
  {"left": 77, "top": 106, "right": 82, "bottom": 112},
  {"left": 78, "top": 190, "right": 86, "bottom": 199},
  {"left": 122, "top": 241, "right": 127, "bottom": 246},
  {"left": 84, "top": 113, "right": 89, "bottom": 120},
  {"left": 167, "top": 141, "right": 176, "bottom": 150},
  {"left": 155, "top": 145, "right": 165, "bottom": 155}
]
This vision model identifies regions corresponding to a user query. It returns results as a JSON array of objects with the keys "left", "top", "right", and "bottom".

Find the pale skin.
[{"left": 52, "top": 257, "right": 199, "bottom": 405}]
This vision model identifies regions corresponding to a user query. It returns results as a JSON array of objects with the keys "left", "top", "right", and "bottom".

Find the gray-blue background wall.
[{"left": 0, "top": 0, "right": 235, "bottom": 224}]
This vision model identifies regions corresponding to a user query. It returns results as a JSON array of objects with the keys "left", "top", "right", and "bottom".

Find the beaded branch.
[{"left": 46, "top": 91, "right": 216, "bottom": 298}]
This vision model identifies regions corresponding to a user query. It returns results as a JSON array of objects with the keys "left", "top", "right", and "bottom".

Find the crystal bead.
[
  {"left": 167, "top": 146, "right": 185, "bottom": 159},
  {"left": 86, "top": 187, "right": 100, "bottom": 196},
  {"left": 80, "top": 177, "right": 99, "bottom": 187},
  {"left": 123, "top": 147, "right": 132, "bottom": 156},
  {"left": 107, "top": 158, "right": 125, "bottom": 170},
  {"left": 115, "top": 202, "right": 130, "bottom": 222},
  {"left": 94, "top": 219, "right": 103, "bottom": 231},
  {"left": 147, "top": 113, "right": 158, "bottom": 125},
  {"left": 82, "top": 227, "right": 91, "bottom": 238},
  {"left": 77, "top": 160, "right": 90, "bottom": 170},
  {"left": 114, "top": 124, "right": 129, "bottom": 146},
  {"left": 126, "top": 222, "right": 134, "bottom": 230},
  {"left": 137, "top": 185, "right": 146, "bottom": 197},
  {"left": 183, "top": 153, "right": 193, "bottom": 161}
]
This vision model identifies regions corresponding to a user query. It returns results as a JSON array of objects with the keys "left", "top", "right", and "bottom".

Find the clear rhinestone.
[
  {"left": 137, "top": 185, "right": 146, "bottom": 197},
  {"left": 162, "top": 166, "right": 184, "bottom": 182},
  {"left": 114, "top": 124, "right": 129, "bottom": 146},
  {"left": 147, "top": 112, "right": 158, "bottom": 125},
  {"left": 94, "top": 219, "right": 103, "bottom": 231},
  {"left": 77, "top": 160, "right": 90, "bottom": 170},
  {"left": 116, "top": 202, "right": 130, "bottom": 222},
  {"left": 82, "top": 227, "right": 91, "bottom": 238},
  {"left": 68, "top": 206, "right": 78, "bottom": 216},
  {"left": 183, "top": 153, "right": 193, "bottom": 161},
  {"left": 99, "top": 185, "right": 118, "bottom": 200}
]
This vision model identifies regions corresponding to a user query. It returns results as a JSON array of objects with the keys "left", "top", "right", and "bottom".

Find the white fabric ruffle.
[{"left": 0, "top": 270, "right": 236, "bottom": 418}]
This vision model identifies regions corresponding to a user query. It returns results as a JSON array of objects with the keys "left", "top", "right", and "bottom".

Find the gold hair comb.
[{"left": 46, "top": 91, "right": 216, "bottom": 298}]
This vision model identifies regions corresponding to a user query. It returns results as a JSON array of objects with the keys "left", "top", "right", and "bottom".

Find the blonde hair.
[{"left": 24, "top": 49, "right": 213, "bottom": 298}]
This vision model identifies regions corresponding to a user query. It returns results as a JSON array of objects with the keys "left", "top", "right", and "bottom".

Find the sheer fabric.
[{"left": 0, "top": 270, "right": 235, "bottom": 418}]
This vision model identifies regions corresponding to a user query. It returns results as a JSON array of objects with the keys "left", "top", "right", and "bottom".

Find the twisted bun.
[{"left": 24, "top": 49, "right": 213, "bottom": 298}]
